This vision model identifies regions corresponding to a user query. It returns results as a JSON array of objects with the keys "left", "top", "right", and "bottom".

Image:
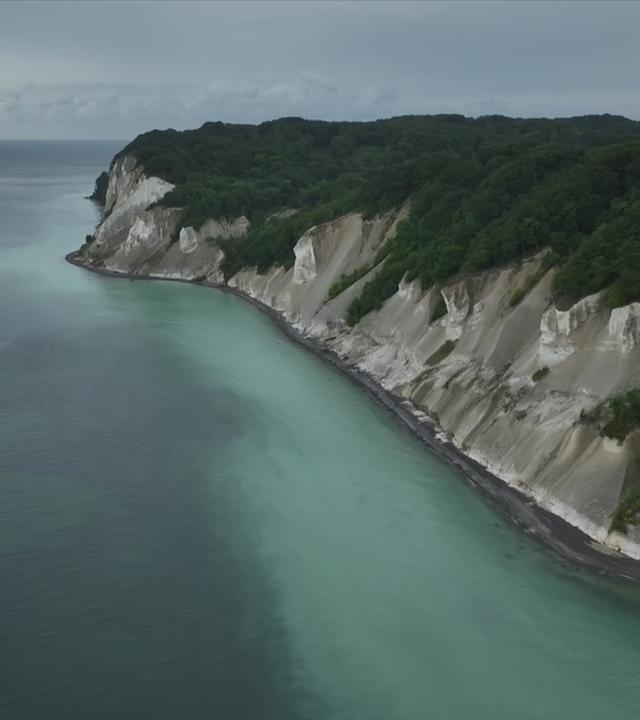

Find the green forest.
[{"left": 117, "top": 114, "right": 640, "bottom": 321}]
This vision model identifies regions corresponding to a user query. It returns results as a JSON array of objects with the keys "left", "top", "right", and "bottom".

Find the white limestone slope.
[
  {"left": 229, "top": 209, "right": 406, "bottom": 333},
  {"left": 79, "top": 158, "right": 640, "bottom": 559},
  {"left": 83, "top": 156, "right": 248, "bottom": 281},
  {"left": 269, "top": 245, "right": 640, "bottom": 558}
]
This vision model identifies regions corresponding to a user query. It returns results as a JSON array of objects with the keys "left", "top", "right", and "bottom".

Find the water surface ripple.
[{"left": 2, "top": 141, "right": 640, "bottom": 720}]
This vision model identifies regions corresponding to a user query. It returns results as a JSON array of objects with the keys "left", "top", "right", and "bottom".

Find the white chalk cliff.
[{"left": 79, "top": 156, "right": 640, "bottom": 559}]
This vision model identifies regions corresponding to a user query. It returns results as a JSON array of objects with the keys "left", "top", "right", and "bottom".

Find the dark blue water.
[
  {"left": 0, "top": 142, "right": 303, "bottom": 719},
  {"left": 3, "top": 141, "right": 640, "bottom": 720}
]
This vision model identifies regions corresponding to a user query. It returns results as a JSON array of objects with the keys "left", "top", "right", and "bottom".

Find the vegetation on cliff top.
[{"left": 116, "top": 114, "right": 640, "bottom": 315}]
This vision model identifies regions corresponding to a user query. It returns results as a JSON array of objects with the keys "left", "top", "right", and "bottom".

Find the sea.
[{"left": 2, "top": 140, "right": 640, "bottom": 719}]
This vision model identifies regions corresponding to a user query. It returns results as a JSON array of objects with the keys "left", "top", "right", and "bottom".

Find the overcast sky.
[{"left": 1, "top": 0, "right": 639, "bottom": 140}]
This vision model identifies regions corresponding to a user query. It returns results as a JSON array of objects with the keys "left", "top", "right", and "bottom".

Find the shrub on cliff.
[
  {"left": 328, "top": 265, "right": 371, "bottom": 300},
  {"left": 611, "top": 484, "right": 640, "bottom": 534},
  {"left": 346, "top": 262, "right": 405, "bottom": 325},
  {"left": 426, "top": 340, "right": 457, "bottom": 366},
  {"left": 532, "top": 366, "right": 550, "bottom": 382},
  {"left": 580, "top": 389, "right": 640, "bottom": 442},
  {"left": 430, "top": 294, "right": 448, "bottom": 322}
]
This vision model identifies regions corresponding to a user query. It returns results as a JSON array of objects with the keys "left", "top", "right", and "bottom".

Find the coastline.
[{"left": 65, "top": 250, "right": 640, "bottom": 582}]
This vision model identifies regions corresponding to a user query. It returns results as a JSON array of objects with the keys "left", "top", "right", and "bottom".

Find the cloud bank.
[{"left": 0, "top": 1, "right": 638, "bottom": 139}]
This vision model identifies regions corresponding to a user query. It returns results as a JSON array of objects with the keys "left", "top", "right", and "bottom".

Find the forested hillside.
[{"left": 116, "top": 114, "right": 640, "bottom": 318}]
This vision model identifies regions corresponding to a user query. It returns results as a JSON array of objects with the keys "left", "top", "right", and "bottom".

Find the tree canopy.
[{"left": 117, "top": 114, "right": 640, "bottom": 317}]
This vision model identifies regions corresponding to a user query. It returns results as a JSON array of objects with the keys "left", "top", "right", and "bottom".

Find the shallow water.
[{"left": 2, "top": 141, "right": 640, "bottom": 720}]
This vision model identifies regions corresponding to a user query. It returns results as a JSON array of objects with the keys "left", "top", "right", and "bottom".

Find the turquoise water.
[{"left": 2, "top": 141, "right": 640, "bottom": 719}]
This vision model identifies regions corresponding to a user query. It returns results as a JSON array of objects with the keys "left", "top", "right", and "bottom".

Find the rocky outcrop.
[
  {"left": 608, "top": 303, "right": 640, "bottom": 352},
  {"left": 87, "top": 171, "right": 109, "bottom": 204},
  {"left": 82, "top": 156, "right": 248, "bottom": 282},
  {"left": 77, "top": 157, "right": 640, "bottom": 560},
  {"left": 539, "top": 292, "right": 602, "bottom": 364}
]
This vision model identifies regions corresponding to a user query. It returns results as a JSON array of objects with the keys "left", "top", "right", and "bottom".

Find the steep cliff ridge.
[
  {"left": 77, "top": 149, "right": 640, "bottom": 561},
  {"left": 87, "top": 156, "right": 249, "bottom": 282}
]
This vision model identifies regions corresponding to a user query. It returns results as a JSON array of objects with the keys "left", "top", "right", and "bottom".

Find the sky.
[{"left": 1, "top": 0, "right": 639, "bottom": 140}]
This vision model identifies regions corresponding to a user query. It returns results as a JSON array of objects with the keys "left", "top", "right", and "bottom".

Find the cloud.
[
  {"left": 1, "top": 1, "right": 639, "bottom": 138},
  {"left": 187, "top": 73, "right": 397, "bottom": 122},
  {"left": 0, "top": 75, "right": 403, "bottom": 138},
  {"left": 3, "top": 78, "right": 639, "bottom": 140}
]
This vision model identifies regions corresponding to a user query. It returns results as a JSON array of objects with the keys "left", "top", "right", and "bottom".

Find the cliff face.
[
  {"left": 86, "top": 156, "right": 249, "bottom": 282},
  {"left": 79, "top": 156, "right": 640, "bottom": 559}
]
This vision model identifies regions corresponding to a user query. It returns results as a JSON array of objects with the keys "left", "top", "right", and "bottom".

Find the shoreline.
[{"left": 65, "top": 250, "right": 640, "bottom": 582}]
